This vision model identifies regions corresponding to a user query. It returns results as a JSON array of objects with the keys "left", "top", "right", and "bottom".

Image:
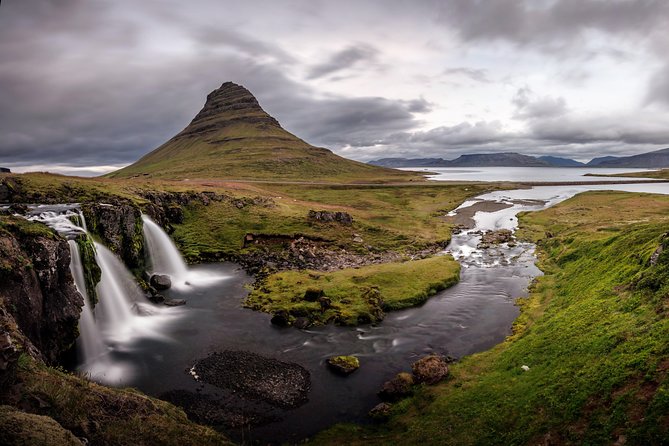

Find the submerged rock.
[
  {"left": 378, "top": 372, "right": 414, "bottom": 401},
  {"left": 150, "top": 274, "right": 172, "bottom": 290},
  {"left": 270, "top": 310, "right": 290, "bottom": 327},
  {"left": 164, "top": 298, "right": 186, "bottom": 307},
  {"left": 193, "top": 350, "right": 311, "bottom": 408},
  {"left": 326, "top": 355, "right": 360, "bottom": 375},
  {"left": 411, "top": 354, "right": 450, "bottom": 384}
]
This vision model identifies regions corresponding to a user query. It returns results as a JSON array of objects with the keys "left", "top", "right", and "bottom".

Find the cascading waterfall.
[
  {"left": 142, "top": 214, "right": 228, "bottom": 288},
  {"left": 141, "top": 215, "right": 189, "bottom": 281},
  {"left": 24, "top": 205, "right": 183, "bottom": 384},
  {"left": 68, "top": 239, "right": 107, "bottom": 363}
]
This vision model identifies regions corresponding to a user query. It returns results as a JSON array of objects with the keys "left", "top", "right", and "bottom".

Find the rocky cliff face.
[
  {"left": 82, "top": 202, "right": 144, "bottom": 270},
  {"left": 0, "top": 217, "right": 83, "bottom": 365}
]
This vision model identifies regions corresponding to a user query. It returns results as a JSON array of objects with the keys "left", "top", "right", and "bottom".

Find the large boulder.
[
  {"left": 192, "top": 350, "right": 311, "bottom": 408},
  {"left": 150, "top": 274, "right": 172, "bottom": 290},
  {"left": 411, "top": 354, "right": 450, "bottom": 385},
  {"left": 378, "top": 372, "right": 414, "bottom": 401},
  {"left": 326, "top": 355, "right": 360, "bottom": 375}
]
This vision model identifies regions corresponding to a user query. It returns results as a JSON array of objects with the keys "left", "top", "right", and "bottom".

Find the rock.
[
  {"left": 0, "top": 167, "right": 10, "bottom": 173},
  {"left": 303, "top": 287, "right": 324, "bottom": 302},
  {"left": 0, "top": 218, "right": 83, "bottom": 364},
  {"left": 308, "top": 210, "right": 353, "bottom": 225},
  {"left": 193, "top": 350, "right": 311, "bottom": 408},
  {"left": 378, "top": 372, "right": 414, "bottom": 401},
  {"left": 0, "top": 405, "right": 84, "bottom": 446},
  {"left": 163, "top": 298, "right": 186, "bottom": 306},
  {"left": 82, "top": 202, "right": 144, "bottom": 269},
  {"left": 326, "top": 355, "right": 360, "bottom": 375},
  {"left": 270, "top": 310, "right": 290, "bottom": 327},
  {"left": 411, "top": 354, "right": 450, "bottom": 385},
  {"left": 150, "top": 274, "right": 172, "bottom": 290},
  {"left": 368, "top": 402, "right": 392, "bottom": 420},
  {"left": 318, "top": 296, "right": 332, "bottom": 311},
  {"left": 149, "top": 293, "right": 165, "bottom": 304},
  {"left": 521, "top": 365, "right": 530, "bottom": 372},
  {"left": 479, "top": 229, "right": 514, "bottom": 247},
  {"left": 293, "top": 317, "right": 310, "bottom": 329},
  {"left": 8, "top": 204, "right": 28, "bottom": 215},
  {"left": 353, "top": 236, "right": 364, "bottom": 243}
]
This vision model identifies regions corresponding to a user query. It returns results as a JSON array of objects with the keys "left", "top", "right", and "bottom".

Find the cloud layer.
[{"left": 1, "top": 0, "right": 669, "bottom": 174}]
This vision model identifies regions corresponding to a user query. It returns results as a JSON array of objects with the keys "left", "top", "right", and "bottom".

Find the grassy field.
[
  {"left": 245, "top": 256, "right": 461, "bottom": 326},
  {"left": 313, "top": 190, "right": 669, "bottom": 445},
  {"left": 604, "top": 168, "right": 669, "bottom": 179}
]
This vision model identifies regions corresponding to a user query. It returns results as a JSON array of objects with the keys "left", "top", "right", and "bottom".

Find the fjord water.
[{"left": 404, "top": 166, "right": 657, "bottom": 182}]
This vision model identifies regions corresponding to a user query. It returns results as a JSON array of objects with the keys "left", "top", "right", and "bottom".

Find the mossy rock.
[
  {"left": 304, "top": 287, "right": 324, "bottom": 302},
  {"left": 0, "top": 405, "right": 83, "bottom": 446},
  {"left": 326, "top": 355, "right": 360, "bottom": 375}
]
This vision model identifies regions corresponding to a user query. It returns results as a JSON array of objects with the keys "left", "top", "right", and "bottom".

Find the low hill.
[
  {"left": 108, "top": 82, "right": 419, "bottom": 183},
  {"left": 537, "top": 156, "right": 584, "bottom": 167},
  {"left": 586, "top": 156, "right": 619, "bottom": 166},
  {"left": 594, "top": 147, "right": 669, "bottom": 168},
  {"left": 370, "top": 152, "right": 550, "bottom": 167}
]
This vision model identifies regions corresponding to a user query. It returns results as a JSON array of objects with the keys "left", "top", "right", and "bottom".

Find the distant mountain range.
[{"left": 369, "top": 148, "right": 669, "bottom": 169}]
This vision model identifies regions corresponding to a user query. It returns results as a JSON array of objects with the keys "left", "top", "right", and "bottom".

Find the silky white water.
[
  {"left": 142, "top": 214, "right": 228, "bottom": 289},
  {"left": 68, "top": 240, "right": 107, "bottom": 363}
]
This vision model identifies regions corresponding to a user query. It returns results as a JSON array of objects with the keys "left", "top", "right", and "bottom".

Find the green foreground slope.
[{"left": 314, "top": 191, "right": 669, "bottom": 445}]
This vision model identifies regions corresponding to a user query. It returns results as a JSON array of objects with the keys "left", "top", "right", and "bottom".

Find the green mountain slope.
[{"left": 108, "top": 82, "right": 419, "bottom": 182}]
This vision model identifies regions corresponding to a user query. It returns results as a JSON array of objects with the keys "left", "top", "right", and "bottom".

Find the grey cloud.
[
  {"left": 647, "top": 63, "right": 669, "bottom": 106},
  {"left": 512, "top": 88, "right": 568, "bottom": 119},
  {"left": 443, "top": 67, "right": 491, "bottom": 83},
  {"left": 439, "top": 0, "right": 669, "bottom": 47},
  {"left": 307, "top": 44, "right": 379, "bottom": 80}
]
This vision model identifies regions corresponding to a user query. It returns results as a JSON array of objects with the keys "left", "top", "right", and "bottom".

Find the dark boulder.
[
  {"left": 368, "top": 402, "right": 392, "bottom": 420},
  {"left": 378, "top": 372, "right": 414, "bottom": 401},
  {"left": 192, "top": 350, "right": 311, "bottom": 408},
  {"left": 411, "top": 354, "right": 450, "bottom": 385},
  {"left": 149, "top": 294, "right": 165, "bottom": 304},
  {"left": 150, "top": 274, "right": 172, "bottom": 290},
  {"left": 270, "top": 310, "right": 290, "bottom": 327},
  {"left": 293, "top": 317, "right": 310, "bottom": 330}
]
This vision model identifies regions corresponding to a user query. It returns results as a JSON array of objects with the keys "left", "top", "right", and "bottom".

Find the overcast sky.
[{"left": 2, "top": 0, "right": 669, "bottom": 175}]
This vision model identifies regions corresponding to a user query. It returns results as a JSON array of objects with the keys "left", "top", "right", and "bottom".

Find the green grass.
[
  {"left": 313, "top": 190, "right": 669, "bottom": 445},
  {"left": 245, "top": 256, "right": 461, "bottom": 326}
]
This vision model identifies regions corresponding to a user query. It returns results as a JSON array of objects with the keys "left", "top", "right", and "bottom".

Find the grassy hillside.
[
  {"left": 313, "top": 191, "right": 669, "bottom": 445},
  {"left": 106, "top": 82, "right": 422, "bottom": 183}
]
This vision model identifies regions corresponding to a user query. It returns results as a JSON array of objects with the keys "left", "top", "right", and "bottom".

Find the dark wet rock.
[
  {"left": 164, "top": 298, "right": 186, "bottom": 307},
  {"left": 304, "top": 287, "right": 324, "bottom": 302},
  {"left": 411, "top": 354, "right": 450, "bottom": 385},
  {"left": 0, "top": 217, "right": 83, "bottom": 364},
  {"left": 378, "top": 372, "right": 414, "bottom": 401},
  {"left": 0, "top": 405, "right": 84, "bottom": 446},
  {"left": 149, "top": 294, "right": 166, "bottom": 304},
  {"left": 8, "top": 204, "right": 28, "bottom": 215},
  {"left": 368, "top": 402, "right": 393, "bottom": 420},
  {"left": 82, "top": 202, "right": 144, "bottom": 269},
  {"left": 270, "top": 310, "right": 290, "bottom": 327},
  {"left": 150, "top": 274, "right": 172, "bottom": 290},
  {"left": 160, "top": 390, "right": 277, "bottom": 429},
  {"left": 479, "top": 229, "right": 514, "bottom": 248},
  {"left": 326, "top": 355, "right": 360, "bottom": 375},
  {"left": 293, "top": 317, "right": 310, "bottom": 329},
  {"left": 308, "top": 210, "right": 353, "bottom": 225},
  {"left": 193, "top": 350, "right": 311, "bottom": 408}
]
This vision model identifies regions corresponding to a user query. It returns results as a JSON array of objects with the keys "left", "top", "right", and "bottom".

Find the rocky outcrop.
[
  {"left": 308, "top": 210, "right": 353, "bottom": 225},
  {"left": 193, "top": 350, "right": 311, "bottom": 408},
  {"left": 0, "top": 217, "right": 83, "bottom": 364},
  {"left": 411, "top": 354, "right": 450, "bottom": 384},
  {"left": 82, "top": 202, "right": 144, "bottom": 270},
  {"left": 378, "top": 372, "right": 414, "bottom": 401}
]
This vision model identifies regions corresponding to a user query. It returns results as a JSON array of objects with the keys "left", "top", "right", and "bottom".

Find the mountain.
[
  {"left": 587, "top": 156, "right": 619, "bottom": 166},
  {"left": 446, "top": 152, "right": 549, "bottom": 167},
  {"left": 368, "top": 158, "right": 445, "bottom": 167},
  {"left": 370, "top": 152, "right": 550, "bottom": 168},
  {"left": 108, "top": 82, "right": 417, "bottom": 182},
  {"left": 537, "top": 156, "right": 584, "bottom": 167},
  {"left": 593, "top": 148, "right": 669, "bottom": 168}
]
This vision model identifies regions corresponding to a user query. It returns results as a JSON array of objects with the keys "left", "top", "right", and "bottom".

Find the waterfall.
[
  {"left": 68, "top": 240, "right": 107, "bottom": 363},
  {"left": 94, "top": 242, "right": 138, "bottom": 336},
  {"left": 141, "top": 215, "right": 189, "bottom": 281}
]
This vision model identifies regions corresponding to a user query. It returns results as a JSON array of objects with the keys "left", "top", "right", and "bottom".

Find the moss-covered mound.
[{"left": 245, "top": 256, "right": 461, "bottom": 326}]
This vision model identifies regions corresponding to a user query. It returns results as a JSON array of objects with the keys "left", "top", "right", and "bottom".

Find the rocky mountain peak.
[{"left": 178, "top": 81, "right": 280, "bottom": 139}]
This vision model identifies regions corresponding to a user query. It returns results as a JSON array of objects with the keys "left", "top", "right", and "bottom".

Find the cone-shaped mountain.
[{"left": 109, "top": 82, "right": 416, "bottom": 182}]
